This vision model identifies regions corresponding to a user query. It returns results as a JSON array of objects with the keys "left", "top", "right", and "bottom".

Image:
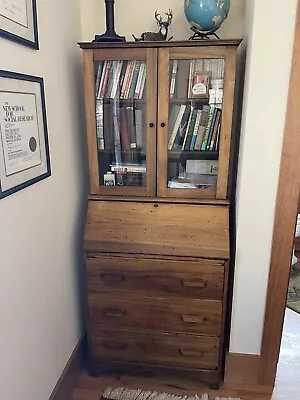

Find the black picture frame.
[
  {"left": 0, "top": 70, "right": 51, "bottom": 199},
  {"left": 0, "top": 0, "right": 39, "bottom": 49}
]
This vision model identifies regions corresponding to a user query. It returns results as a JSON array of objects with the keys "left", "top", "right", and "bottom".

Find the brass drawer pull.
[
  {"left": 101, "top": 272, "right": 125, "bottom": 283},
  {"left": 103, "top": 340, "right": 128, "bottom": 350},
  {"left": 179, "top": 348, "right": 203, "bottom": 357},
  {"left": 102, "top": 308, "right": 127, "bottom": 318},
  {"left": 181, "top": 279, "right": 206, "bottom": 288},
  {"left": 181, "top": 314, "right": 205, "bottom": 324}
]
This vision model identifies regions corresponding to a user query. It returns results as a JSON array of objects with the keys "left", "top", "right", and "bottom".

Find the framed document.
[
  {"left": 0, "top": 70, "right": 51, "bottom": 199},
  {"left": 0, "top": 0, "right": 39, "bottom": 49}
]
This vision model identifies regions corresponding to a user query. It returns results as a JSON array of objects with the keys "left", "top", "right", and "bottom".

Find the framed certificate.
[
  {"left": 0, "top": 0, "right": 39, "bottom": 49},
  {"left": 0, "top": 70, "right": 51, "bottom": 199}
]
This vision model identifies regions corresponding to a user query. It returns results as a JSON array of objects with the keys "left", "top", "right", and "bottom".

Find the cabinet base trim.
[{"left": 88, "top": 357, "right": 221, "bottom": 389}]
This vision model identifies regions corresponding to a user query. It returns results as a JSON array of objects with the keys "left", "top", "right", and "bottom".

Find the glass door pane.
[
  {"left": 167, "top": 58, "right": 224, "bottom": 192},
  {"left": 94, "top": 59, "right": 147, "bottom": 189}
]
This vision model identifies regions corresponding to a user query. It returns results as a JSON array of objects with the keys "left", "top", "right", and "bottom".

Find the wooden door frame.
[{"left": 258, "top": 0, "right": 300, "bottom": 386}]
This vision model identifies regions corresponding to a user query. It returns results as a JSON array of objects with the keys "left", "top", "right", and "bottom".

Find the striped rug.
[{"left": 101, "top": 386, "right": 240, "bottom": 400}]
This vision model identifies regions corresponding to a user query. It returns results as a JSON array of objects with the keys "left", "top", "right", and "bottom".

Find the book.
[
  {"left": 201, "top": 106, "right": 215, "bottom": 151},
  {"left": 95, "top": 98, "right": 104, "bottom": 149},
  {"left": 190, "top": 110, "right": 202, "bottom": 150},
  {"left": 112, "top": 99, "right": 122, "bottom": 166},
  {"left": 135, "top": 108, "right": 144, "bottom": 148},
  {"left": 134, "top": 62, "right": 146, "bottom": 99},
  {"left": 95, "top": 62, "right": 103, "bottom": 98},
  {"left": 186, "top": 159, "right": 218, "bottom": 175},
  {"left": 177, "top": 60, "right": 190, "bottom": 99},
  {"left": 172, "top": 104, "right": 192, "bottom": 150},
  {"left": 168, "top": 104, "right": 181, "bottom": 142},
  {"left": 110, "top": 61, "right": 123, "bottom": 99},
  {"left": 208, "top": 108, "right": 222, "bottom": 151},
  {"left": 103, "top": 102, "right": 113, "bottom": 150},
  {"left": 169, "top": 60, "right": 178, "bottom": 99},
  {"left": 139, "top": 67, "right": 147, "bottom": 99},
  {"left": 129, "top": 61, "right": 141, "bottom": 98},
  {"left": 168, "top": 104, "right": 186, "bottom": 150},
  {"left": 182, "top": 107, "right": 196, "bottom": 151},
  {"left": 194, "top": 105, "right": 210, "bottom": 150}
]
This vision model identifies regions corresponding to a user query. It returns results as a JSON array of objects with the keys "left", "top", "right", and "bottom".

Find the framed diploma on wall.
[
  {"left": 0, "top": 70, "right": 51, "bottom": 199},
  {"left": 0, "top": 0, "right": 39, "bottom": 49}
]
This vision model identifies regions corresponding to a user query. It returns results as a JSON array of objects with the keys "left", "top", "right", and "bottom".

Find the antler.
[
  {"left": 165, "top": 9, "right": 173, "bottom": 24},
  {"left": 155, "top": 11, "right": 163, "bottom": 25}
]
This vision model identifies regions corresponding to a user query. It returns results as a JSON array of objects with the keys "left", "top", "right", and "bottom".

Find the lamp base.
[{"left": 93, "top": 30, "right": 126, "bottom": 42}]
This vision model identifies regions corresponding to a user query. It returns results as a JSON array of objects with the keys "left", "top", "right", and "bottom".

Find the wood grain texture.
[
  {"left": 259, "top": 0, "right": 300, "bottom": 386},
  {"left": 78, "top": 39, "right": 242, "bottom": 50},
  {"left": 84, "top": 201, "right": 230, "bottom": 259},
  {"left": 225, "top": 353, "right": 261, "bottom": 387},
  {"left": 87, "top": 195, "right": 230, "bottom": 205},
  {"left": 90, "top": 328, "right": 219, "bottom": 370},
  {"left": 145, "top": 48, "right": 157, "bottom": 197},
  {"left": 93, "top": 48, "right": 147, "bottom": 61},
  {"left": 86, "top": 254, "right": 225, "bottom": 300},
  {"left": 157, "top": 48, "right": 169, "bottom": 198},
  {"left": 216, "top": 47, "right": 237, "bottom": 199},
  {"left": 83, "top": 50, "right": 99, "bottom": 194},
  {"left": 169, "top": 47, "right": 226, "bottom": 60},
  {"left": 88, "top": 293, "right": 222, "bottom": 336}
]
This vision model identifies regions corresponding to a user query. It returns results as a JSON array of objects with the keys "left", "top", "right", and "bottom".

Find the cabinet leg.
[{"left": 209, "top": 382, "right": 220, "bottom": 390}]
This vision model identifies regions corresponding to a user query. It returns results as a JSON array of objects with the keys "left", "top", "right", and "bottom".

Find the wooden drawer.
[
  {"left": 84, "top": 201, "right": 229, "bottom": 259},
  {"left": 90, "top": 327, "right": 219, "bottom": 370},
  {"left": 86, "top": 254, "right": 225, "bottom": 300},
  {"left": 88, "top": 293, "right": 222, "bottom": 336}
]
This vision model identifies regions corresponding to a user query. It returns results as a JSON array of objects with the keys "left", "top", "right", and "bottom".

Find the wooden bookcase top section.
[{"left": 78, "top": 39, "right": 242, "bottom": 50}]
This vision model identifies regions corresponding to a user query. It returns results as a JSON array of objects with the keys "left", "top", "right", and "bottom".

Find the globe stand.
[{"left": 188, "top": 26, "right": 220, "bottom": 40}]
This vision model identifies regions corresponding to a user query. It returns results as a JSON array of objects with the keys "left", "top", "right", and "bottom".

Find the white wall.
[
  {"left": 230, "top": 0, "right": 298, "bottom": 354},
  {"left": 80, "top": 0, "right": 245, "bottom": 42},
  {"left": 0, "top": 1, "right": 86, "bottom": 399}
]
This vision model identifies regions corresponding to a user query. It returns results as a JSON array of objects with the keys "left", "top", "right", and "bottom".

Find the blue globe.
[{"left": 184, "top": 0, "right": 231, "bottom": 35}]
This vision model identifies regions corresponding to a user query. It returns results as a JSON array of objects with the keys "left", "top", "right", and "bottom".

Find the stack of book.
[
  {"left": 168, "top": 104, "right": 222, "bottom": 152},
  {"left": 95, "top": 60, "right": 146, "bottom": 100}
]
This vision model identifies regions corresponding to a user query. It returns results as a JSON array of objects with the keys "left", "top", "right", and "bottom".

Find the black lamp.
[{"left": 93, "top": 0, "right": 126, "bottom": 42}]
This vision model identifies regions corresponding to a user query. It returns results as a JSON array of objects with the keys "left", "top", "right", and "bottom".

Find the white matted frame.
[
  {"left": 0, "top": 70, "right": 51, "bottom": 199},
  {"left": 0, "top": 0, "right": 39, "bottom": 49}
]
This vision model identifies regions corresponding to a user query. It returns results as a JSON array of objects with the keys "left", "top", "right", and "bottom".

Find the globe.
[{"left": 184, "top": 0, "right": 231, "bottom": 37}]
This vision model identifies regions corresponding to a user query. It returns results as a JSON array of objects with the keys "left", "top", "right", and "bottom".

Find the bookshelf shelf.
[
  {"left": 80, "top": 40, "right": 241, "bottom": 390},
  {"left": 168, "top": 150, "right": 219, "bottom": 161}
]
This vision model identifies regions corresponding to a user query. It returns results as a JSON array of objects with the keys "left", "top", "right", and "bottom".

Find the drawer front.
[
  {"left": 86, "top": 255, "right": 225, "bottom": 300},
  {"left": 90, "top": 327, "right": 220, "bottom": 370},
  {"left": 88, "top": 294, "right": 222, "bottom": 336}
]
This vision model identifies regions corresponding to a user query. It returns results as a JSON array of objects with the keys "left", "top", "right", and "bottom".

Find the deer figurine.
[{"left": 132, "top": 10, "right": 173, "bottom": 42}]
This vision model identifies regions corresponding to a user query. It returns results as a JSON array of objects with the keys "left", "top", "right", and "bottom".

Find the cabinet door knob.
[
  {"left": 149, "top": 122, "right": 155, "bottom": 128},
  {"left": 160, "top": 122, "right": 166, "bottom": 128}
]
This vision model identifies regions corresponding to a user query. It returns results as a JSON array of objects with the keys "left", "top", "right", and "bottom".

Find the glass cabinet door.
[
  {"left": 157, "top": 47, "right": 236, "bottom": 200},
  {"left": 85, "top": 48, "right": 156, "bottom": 197}
]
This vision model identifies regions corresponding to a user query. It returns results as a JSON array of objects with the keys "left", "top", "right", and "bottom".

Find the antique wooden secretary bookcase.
[{"left": 79, "top": 39, "right": 241, "bottom": 389}]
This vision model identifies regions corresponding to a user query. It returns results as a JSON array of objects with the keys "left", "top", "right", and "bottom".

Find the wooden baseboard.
[
  {"left": 49, "top": 335, "right": 86, "bottom": 400},
  {"left": 224, "top": 352, "right": 273, "bottom": 394}
]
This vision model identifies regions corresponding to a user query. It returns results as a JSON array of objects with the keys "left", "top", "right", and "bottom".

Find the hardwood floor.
[{"left": 72, "top": 308, "right": 300, "bottom": 400}]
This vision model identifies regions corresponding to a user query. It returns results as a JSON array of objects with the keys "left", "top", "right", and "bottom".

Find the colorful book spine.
[
  {"left": 134, "top": 62, "right": 146, "bottom": 99},
  {"left": 190, "top": 110, "right": 202, "bottom": 150},
  {"left": 201, "top": 106, "right": 215, "bottom": 151},
  {"left": 95, "top": 98, "right": 104, "bottom": 150}
]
